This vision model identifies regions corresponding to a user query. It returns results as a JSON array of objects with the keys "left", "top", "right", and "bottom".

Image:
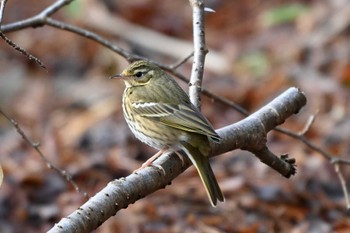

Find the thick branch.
[
  {"left": 48, "top": 87, "right": 306, "bottom": 233},
  {"left": 213, "top": 87, "right": 306, "bottom": 155}
]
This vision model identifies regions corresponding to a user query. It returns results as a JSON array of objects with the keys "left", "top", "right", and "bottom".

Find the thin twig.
[
  {"left": 0, "top": 0, "right": 47, "bottom": 70},
  {"left": 0, "top": 164, "right": 3, "bottom": 188},
  {"left": 0, "top": 109, "right": 88, "bottom": 198},
  {"left": 276, "top": 112, "right": 350, "bottom": 209},
  {"left": 39, "top": 0, "right": 74, "bottom": 17},
  {"left": 170, "top": 52, "right": 194, "bottom": 70},
  {"left": 275, "top": 126, "right": 335, "bottom": 161},
  {"left": 0, "top": 0, "right": 73, "bottom": 32},
  {"left": 298, "top": 110, "right": 318, "bottom": 136},
  {"left": 333, "top": 163, "right": 350, "bottom": 211},
  {"left": 202, "top": 88, "right": 249, "bottom": 115},
  {"left": 45, "top": 17, "right": 134, "bottom": 61},
  {"left": 0, "top": 32, "right": 47, "bottom": 70},
  {"left": 189, "top": 0, "right": 207, "bottom": 109},
  {"left": 274, "top": 111, "right": 340, "bottom": 162}
]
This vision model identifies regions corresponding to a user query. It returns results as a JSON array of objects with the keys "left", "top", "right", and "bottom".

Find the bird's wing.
[{"left": 132, "top": 102, "right": 221, "bottom": 143}]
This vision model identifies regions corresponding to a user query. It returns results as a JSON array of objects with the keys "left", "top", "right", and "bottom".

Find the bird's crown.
[{"left": 121, "top": 60, "right": 161, "bottom": 84}]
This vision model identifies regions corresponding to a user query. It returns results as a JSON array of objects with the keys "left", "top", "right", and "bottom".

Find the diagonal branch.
[
  {"left": 0, "top": 32, "right": 46, "bottom": 69},
  {"left": 0, "top": 109, "right": 88, "bottom": 198},
  {"left": 0, "top": 0, "right": 70, "bottom": 68},
  {"left": 0, "top": 0, "right": 73, "bottom": 32},
  {"left": 45, "top": 17, "right": 135, "bottom": 61}
]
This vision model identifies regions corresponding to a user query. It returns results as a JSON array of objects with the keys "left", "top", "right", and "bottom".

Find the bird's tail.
[{"left": 181, "top": 142, "right": 224, "bottom": 206}]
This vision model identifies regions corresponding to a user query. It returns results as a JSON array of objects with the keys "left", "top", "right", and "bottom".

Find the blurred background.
[{"left": 1, "top": 0, "right": 350, "bottom": 232}]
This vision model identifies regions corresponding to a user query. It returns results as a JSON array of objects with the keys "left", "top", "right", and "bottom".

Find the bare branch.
[
  {"left": 170, "top": 52, "right": 194, "bottom": 70},
  {"left": 298, "top": 110, "right": 318, "bottom": 136},
  {"left": 0, "top": 0, "right": 59, "bottom": 70},
  {"left": 212, "top": 87, "right": 305, "bottom": 177},
  {"left": 273, "top": 110, "right": 350, "bottom": 207},
  {"left": 0, "top": 0, "right": 73, "bottom": 32},
  {"left": 0, "top": 0, "right": 7, "bottom": 24},
  {"left": 0, "top": 163, "right": 3, "bottom": 188},
  {"left": 0, "top": 109, "right": 88, "bottom": 198},
  {"left": 189, "top": 0, "right": 207, "bottom": 109},
  {"left": 0, "top": 32, "right": 47, "bottom": 70},
  {"left": 39, "top": 0, "right": 74, "bottom": 17},
  {"left": 275, "top": 127, "right": 334, "bottom": 161},
  {"left": 45, "top": 17, "right": 135, "bottom": 61},
  {"left": 202, "top": 88, "right": 249, "bottom": 115},
  {"left": 333, "top": 163, "right": 350, "bottom": 211}
]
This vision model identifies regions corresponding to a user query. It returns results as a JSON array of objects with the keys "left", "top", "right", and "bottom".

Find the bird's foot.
[{"left": 133, "top": 146, "right": 168, "bottom": 173}]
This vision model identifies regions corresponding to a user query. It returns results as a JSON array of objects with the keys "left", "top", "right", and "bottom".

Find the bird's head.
[{"left": 110, "top": 60, "right": 163, "bottom": 87}]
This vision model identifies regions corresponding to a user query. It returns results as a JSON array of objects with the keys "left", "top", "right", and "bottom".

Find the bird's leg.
[{"left": 133, "top": 146, "right": 168, "bottom": 173}]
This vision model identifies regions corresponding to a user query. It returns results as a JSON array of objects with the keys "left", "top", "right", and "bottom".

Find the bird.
[{"left": 110, "top": 60, "right": 224, "bottom": 206}]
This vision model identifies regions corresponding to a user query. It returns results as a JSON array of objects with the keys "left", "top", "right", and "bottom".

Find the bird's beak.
[{"left": 109, "top": 73, "right": 124, "bottom": 80}]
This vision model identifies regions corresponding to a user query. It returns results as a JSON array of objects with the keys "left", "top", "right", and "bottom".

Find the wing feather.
[{"left": 132, "top": 102, "right": 221, "bottom": 142}]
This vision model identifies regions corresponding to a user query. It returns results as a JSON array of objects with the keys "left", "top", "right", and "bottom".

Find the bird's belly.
[{"left": 126, "top": 117, "right": 183, "bottom": 150}]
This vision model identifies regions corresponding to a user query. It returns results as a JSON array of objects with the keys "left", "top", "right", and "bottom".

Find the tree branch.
[
  {"left": 0, "top": 0, "right": 7, "bottom": 24},
  {"left": 333, "top": 163, "right": 350, "bottom": 211},
  {"left": 0, "top": 0, "right": 73, "bottom": 32},
  {"left": 45, "top": 17, "right": 135, "bottom": 61},
  {"left": 188, "top": 0, "right": 207, "bottom": 109},
  {"left": 0, "top": 109, "right": 88, "bottom": 198}
]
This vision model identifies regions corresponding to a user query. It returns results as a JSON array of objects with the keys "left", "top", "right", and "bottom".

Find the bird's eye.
[{"left": 135, "top": 72, "right": 143, "bottom": 78}]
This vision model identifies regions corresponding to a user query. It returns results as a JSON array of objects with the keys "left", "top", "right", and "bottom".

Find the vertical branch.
[
  {"left": 189, "top": 0, "right": 207, "bottom": 109},
  {"left": 0, "top": 0, "right": 7, "bottom": 24}
]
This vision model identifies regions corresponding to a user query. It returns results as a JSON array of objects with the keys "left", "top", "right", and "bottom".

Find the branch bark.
[
  {"left": 47, "top": 87, "right": 306, "bottom": 233},
  {"left": 189, "top": 0, "right": 207, "bottom": 109},
  {"left": 0, "top": 0, "right": 7, "bottom": 24},
  {"left": 0, "top": 0, "right": 73, "bottom": 32}
]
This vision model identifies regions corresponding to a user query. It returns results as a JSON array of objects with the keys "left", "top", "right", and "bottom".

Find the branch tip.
[{"left": 204, "top": 7, "right": 215, "bottom": 13}]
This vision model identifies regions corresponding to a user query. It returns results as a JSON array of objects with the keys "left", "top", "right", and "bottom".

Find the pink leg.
[{"left": 133, "top": 146, "right": 168, "bottom": 173}]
